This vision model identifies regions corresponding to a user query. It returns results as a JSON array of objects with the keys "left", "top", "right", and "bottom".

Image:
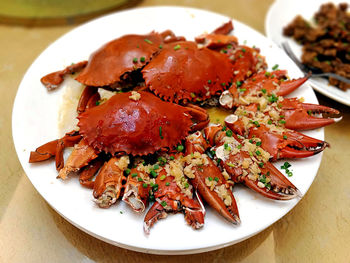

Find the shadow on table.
[{"left": 0, "top": 0, "right": 142, "bottom": 27}]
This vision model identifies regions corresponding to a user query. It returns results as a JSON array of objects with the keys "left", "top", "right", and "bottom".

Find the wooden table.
[{"left": 1, "top": 0, "right": 349, "bottom": 262}]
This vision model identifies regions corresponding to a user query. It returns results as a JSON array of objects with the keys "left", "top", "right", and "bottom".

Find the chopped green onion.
[
  {"left": 272, "top": 64, "right": 279, "bottom": 70},
  {"left": 125, "top": 168, "right": 131, "bottom": 175},
  {"left": 267, "top": 120, "right": 272, "bottom": 125},
  {"left": 95, "top": 101, "right": 100, "bottom": 106},
  {"left": 170, "top": 156, "right": 175, "bottom": 160},
  {"left": 258, "top": 162, "right": 264, "bottom": 168},
  {"left": 236, "top": 81, "right": 242, "bottom": 87},
  {"left": 255, "top": 150, "right": 261, "bottom": 156},
  {"left": 159, "top": 126, "right": 164, "bottom": 139},
  {"left": 165, "top": 182, "right": 170, "bottom": 186},
  {"left": 184, "top": 182, "right": 189, "bottom": 188},
  {"left": 153, "top": 164, "right": 159, "bottom": 170},
  {"left": 131, "top": 173, "right": 138, "bottom": 178},
  {"left": 190, "top": 92, "right": 196, "bottom": 98},
  {"left": 160, "top": 175, "right": 166, "bottom": 180},
  {"left": 279, "top": 120, "right": 286, "bottom": 124},
  {"left": 221, "top": 82, "right": 226, "bottom": 87},
  {"left": 174, "top": 44, "right": 181, "bottom": 50},
  {"left": 226, "top": 130, "right": 233, "bottom": 137},
  {"left": 227, "top": 162, "right": 235, "bottom": 168},
  {"left": 214, "top": 177, "right": 219, "bottom": 182},
  {"left": 261, "top": 88, "right": 267, "bottom": 94},
  {"left": 267, "top": 94, "right": 278, "bottom": 103},
  {"left": 137, "top": 177, "right": 143, "bottom": 182},
  {"left": 208, "top": 177, "right": 213, "bottom": 181},
  {"left": 207, "top": 80, "right": 212, "bottom": 84},
  {"left": 256, "top": 141, "right": 262, "bottom": 146},
  {"left": 177, "top": 144, "right": 184, "bottom": 152},
  {"left": 161, "top": 201, "right": 167, "bottom": 207},
  {"left": 237, "top": 144, "right": 242, "bottom": 149},
  {"left": 150, "top": 170, "right": 158, "bottom": 178},
  {"left": 140, "top": 56, "right": 146, "bottom": 62},
  {"left": 142, "top": 183, "right": 148, "bottom": 188},
  {"left": 238, "top": 88, "right": 246, "bottom": 92},
  {"left": 133, "top": 57, "right": 138, "bottom": 63},
  {"left": 144, "top": 39, "right": 153, "bottom": 44},
  {"left": 283, "top": 135, "right": 288, "bottom": 140},
  {"left": 159, "top": 44, "right": 163, "bottom": 49},
  {"left": 241, "top": 48, "right": 246, "bottom": 53}
]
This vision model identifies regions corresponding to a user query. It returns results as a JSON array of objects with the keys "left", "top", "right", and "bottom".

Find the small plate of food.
[
  {"left": 12, "top": 6, "right": 340, "bottom": 254},
  {"left": 265, "top": 0, "right": 350, "bottom": 106}
]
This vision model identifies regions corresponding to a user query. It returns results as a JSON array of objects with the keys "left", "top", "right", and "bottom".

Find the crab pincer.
[
  {"left": 226, "top": 117, "right": 329, "bottom": 161},
  {"left": 220, "top": 70, "right": 308, "bottom": 109},
  {"left": 143, "top": 155, "right": 205, "bottom": 234},
  {"left": 184, "top": 132, "right": 240, "bottom": 225},
  {"left": 204, "top": 124, "right": 300, "bottom": 200},
  {"left": 280, "top": 98, "right": 341, "bottom": 130}
]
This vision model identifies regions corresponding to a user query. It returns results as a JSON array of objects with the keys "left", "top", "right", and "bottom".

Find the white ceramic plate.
[
  {"left": 265, "top": 0, "right": 350, "bottom": 106},
  {"left": 12, "top": 6, "right": 324, "bottom": 254}
]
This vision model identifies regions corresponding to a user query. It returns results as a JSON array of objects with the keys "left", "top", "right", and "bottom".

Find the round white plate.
[
  {"left": 12, "top": 6, "right": 324, "bottom": 254},
  {"left": 265, "top": 0, "right": 350, "bottom": 106}
]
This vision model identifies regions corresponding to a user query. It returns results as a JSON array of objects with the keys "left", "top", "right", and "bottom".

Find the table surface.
[{"left": 1, "top": 0, "right": 350, "bottom": 262}]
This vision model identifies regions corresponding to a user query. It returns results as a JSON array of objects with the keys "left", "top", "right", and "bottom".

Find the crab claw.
[
  {"left": 184, "top": 132, "right": 240, "bottom": 225},
  {"left": 219, "top": 70, "right": 308, "bottom": 109},
  {"left": 143, "top": 161, "right": 205, "bottom": 234},
  {"left": 225, "top": 116, "right": 329, "bottom": 161},
  {"left": 233, "top": 161, "right": 301, "bottom": 200},
  {"left": 281, "top": 98, "right": 341, "bottom": 130},
  {"left": 93, "top": 156, "right": 129, "bottom": 208},
  {"left": 204, "top": 124, "right": 300, "bottom": 200},
  {"left": 122, "top": 165, "right": 150, "bottom": 213}
]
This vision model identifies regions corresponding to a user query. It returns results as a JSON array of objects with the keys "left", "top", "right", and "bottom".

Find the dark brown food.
[{"left": 283, "top": 3, "right": 350, "bottom": 90}]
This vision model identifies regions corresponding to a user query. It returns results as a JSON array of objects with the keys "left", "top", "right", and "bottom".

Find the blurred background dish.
[{"left": 265, "top": 0, "right": 350, "bottom": 106}]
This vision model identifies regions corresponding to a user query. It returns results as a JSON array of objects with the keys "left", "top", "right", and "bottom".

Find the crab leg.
[
  {"left": 281, "top": 98, "right": 341, "bottom": 130},
  {"left": 186, "top": 104, "right": 210, "bottom": 131},
  {"left": 29, "top": 130, "right": 81, "bottom": 171},
  {"left": 93, "top": 156, "right": 129, "bottom": 208},
  {"left": 79, "top": 157, "right": 104, "bottom": 189},
  {"left": 204, "top": 124, "right": 300, "bottom": 200},
  {"left": 40, "top": 61, "right": 88, "bottom": 91},
  {"left": 195, "top": 21, "right": 237, "bottom": 49},
  {"left": 77, "top": 86, "right": 100, "bottom": 113},
  {"left": 184, "top": 132, "right": 240, "bottom": 224},
  {"left": 58, "top": 139, "right": 98, "bottom": 180},
  {"left": 122, "top": 164, "right": 150, "bottom": 213},
  {"left": 143, "top": 157, "right": 205, "bottom": 234}
]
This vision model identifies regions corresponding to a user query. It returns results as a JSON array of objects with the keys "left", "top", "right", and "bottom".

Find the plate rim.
[{"left": 12, "top": 5, "right": 325, "bottom": 254}]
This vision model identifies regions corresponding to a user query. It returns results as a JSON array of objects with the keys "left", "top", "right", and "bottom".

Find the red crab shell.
[
  {"left": 76, "top": 33, "right": 165, "bottom": 87},
  {"left": 141, "top": 41, "right": 233, "bottom": 103},
  {"left": 77, "top": 91, "right": 193, "bottom": 156}
]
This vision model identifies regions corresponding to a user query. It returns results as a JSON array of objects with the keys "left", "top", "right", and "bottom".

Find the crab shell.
[
  {"left": 77, "top": 91, "right": 193, "bottom": 156},
  {"left": 75, "top": 33, "right": 165, "bottom": 87},
  {"left": 142, "top": 41, "right": 233, "bottom": 103}
]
